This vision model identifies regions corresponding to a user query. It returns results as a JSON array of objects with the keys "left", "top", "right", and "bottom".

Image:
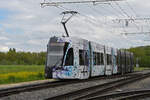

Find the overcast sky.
[{"left": 0, "top": 0, "right": 150, "bottom": 52}]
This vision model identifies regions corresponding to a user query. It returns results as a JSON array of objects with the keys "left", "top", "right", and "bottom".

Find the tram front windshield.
[{"left": 47, "top": 42, "right": 65, "bottom": 67}]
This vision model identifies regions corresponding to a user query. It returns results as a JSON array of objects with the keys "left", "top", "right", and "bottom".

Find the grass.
[
  {"left": 134, "top": 67, "right": 150, "bottom": 71},
  {"left": 0, "top": 65, "right": 45, "bottom": 85}
]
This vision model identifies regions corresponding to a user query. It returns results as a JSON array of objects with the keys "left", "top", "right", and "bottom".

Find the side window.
[
  {"left": 65, "top": 48, "right": 73, "bottom": 66},
  {"left": 101, "top": 53, "right": 104, "bottom": 65},
  {"left": 129, "top": 56, "right": 131, "bottom": 65},
  {"left": 93, "top": 52, "right": 96, "bottom": 65},
  {"left": 121, "top": 53, "right": 125, "bottom": 65},
  {"left": 114, "top": 56, "right": 117, "bottom": 64},
  {"left": 85, "top": 52, "right": 89, "bottom": 66},
  {"left": 79, "top": 50, "right": 86, "bottom": 65},
  {"left": 107, "top": 54, "right": 109, "bottom": 65},
  {"left": 79, "top": 50, "right": 84, "bottom": 65},
  {"left": 123, "top": 56, "right": 125, "bottom": 65},
  {"left": 128, "top": 56, "right": 130, "bottom": 66},
  {"left": 79, "top": 50, "right": 89, "bottom": 66},
  {"left": 110, "top": 55, "right": 112, "bottom": 65},
  {"left": 107, "top": 54, "right": 112, "bottom": 65},
  {"left": 97, "top": 53, "right": 101, "bottom": 65},
  {"left": 93, "top": 52, "right": 101, "bottom": 65},
  {"left": 116, "top": 55, "right": 119, "bottom": 65}
]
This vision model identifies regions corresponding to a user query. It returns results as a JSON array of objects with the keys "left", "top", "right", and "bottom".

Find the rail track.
[
  {"left": 0, "top": 72, "right": 138, "bottom": 98},
  {"left": 119, "top": 89, "right": 150, "bottom": 100},
  {"left": 46, "top": 72, "right": 150, "bottom": 100},
  {"left": 87, "top": 89, "right": 150, "bottom": 100}
]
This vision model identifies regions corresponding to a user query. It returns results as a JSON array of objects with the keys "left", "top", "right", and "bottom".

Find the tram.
[{"left": 45, "top": 36, "right": 134, "bottom": 79}]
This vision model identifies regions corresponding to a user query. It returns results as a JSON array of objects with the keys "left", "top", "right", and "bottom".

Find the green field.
[
  {"left": 0, "top": 65, "right": 45, "bottom": 85},
  {"left": 134, "top": 67, "right": 150, "bottom": 71}
]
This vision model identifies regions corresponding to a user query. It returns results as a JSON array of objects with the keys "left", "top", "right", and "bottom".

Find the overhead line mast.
[{"left": 41, "top": 0, "right": 124, "bottom": 7}]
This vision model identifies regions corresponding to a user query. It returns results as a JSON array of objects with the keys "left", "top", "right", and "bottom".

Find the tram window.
[
  {"left": 65, "top": 48, "right": 73, "bottom": 66},
  {"left": 128, "top": 57, "right": 130, "bottom": 66},
  {"left": 107, "top": 54, "right": 112, "bottom": 65},
  {"left": 119, "top": 56, "right": 121, "bottom": 65},
  {"left": 114, "top": 56, "right": 117, "bottom": 64},
  {"left": 129, "top": 56, "right": 131, "bottom": 65},
  {"left": 101, "top": 53, "right": 104, "bottom": 65},
  {"left": 93, "top": 52, "right": 96, "bottom": 65},
  {"left": 85, "top": 51, "right": 89, "bottom": 66},
  {"left": 79, "top": 50, "right": 85, "bottom": 65},
  {"left": 79, "top": 50, "right": 89, "bottom": 66},
  {"left": 121, "top": 54, "right": 125, "bottom": 65},
  {"left": 93, "top": 52, "right": 100, "bottom": 65},
  {"left": 126, "top": 56, "right": 128, "bottom": 66},
  {"left": 130, "top": 56, "right": 132, "bottom": 65},
  {"left": 110, "top": 55, "right": 112, "bottom": 65},
  {"left": 97, "top": 53, "right": 101, "bottom": 65},
  {"left": 107, "top": 54, "right": 109, "bottom": 65},
  {"left": 116, "top": 56, "right": 118, "bottom": 65},
  {"left": 93, "top": 52, "right": 99, "bottom": 65},
  {"left": 121, "top": 55, "right": 123, "bottom": 65},
  {"left": 117, "top": 56, "right": 119, "bottom": 65},
  {"left": 131, "top": 55, "right": 134, "bottom": 66},
  {"left": 124, "top": 55, "right": 126, "bottom": 65}
]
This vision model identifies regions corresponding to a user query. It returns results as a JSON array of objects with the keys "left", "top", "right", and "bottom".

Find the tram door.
[
  {"left": 112, "top": 49, "right": 117, "bottom": 74},
  {"left": 121, "top": 51, "right": 125, "bottom": 75},
  {"left": 79, "top": 50, "right": 90, "bottom": 79},
  {"left": 105, "top": 47, "right": 113, "bottom": 76}
]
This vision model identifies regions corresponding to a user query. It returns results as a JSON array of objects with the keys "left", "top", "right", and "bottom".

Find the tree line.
[
  {"left": 128, "top": 46, "right": 150, "bottom": 67},
  {"left": 0, "top": 48, "right": 46, "bottom": 65},
  {"left": 0, "top": 46, "right": 150, "bottom": 67}
]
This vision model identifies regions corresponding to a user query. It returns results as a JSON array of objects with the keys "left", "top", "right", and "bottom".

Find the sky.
[{"left": 0, "top": 0, "right": 150, "bottom": 52}]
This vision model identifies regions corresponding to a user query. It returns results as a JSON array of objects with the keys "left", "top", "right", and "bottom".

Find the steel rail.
[
  {"left": 119, "top": 90, "right": 150, "bottom": 100},
  {"left": 46, "top": 73, "right": 150, "bottom": 100},
  {"left": 86, "top": 89, "right": 150, "bottom": 100},
  {"left": 85, "top": 73, "right": 150, "bottom": 100},
  {"left": 0, "top": 80, "right": 73, "bottom": 97}
]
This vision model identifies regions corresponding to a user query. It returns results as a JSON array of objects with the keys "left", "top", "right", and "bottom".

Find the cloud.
[
  {"left": 0, "top": 45, "right": 9, "bottom": 52},
  {"left": 0, "top": 36, "right": 9, "bottom": 40},
  {"left": 0, "top": 0, "right": 150, "bottom": 52}
]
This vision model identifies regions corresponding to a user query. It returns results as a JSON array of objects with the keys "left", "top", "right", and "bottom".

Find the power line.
[
  {"left": 88, "top": 4, "right": 124, "bottom": 33},
  {"left": 41, "top": 0, "right": 124, "bottom": 7},
  {"left": 109, "top": 3, "right": 125, "bottom": 17},
  {"left": 121, "top": 32, "right": 150, "bottom": 35},
  {"left": 114, "top": 17, "right": 150, "bottom": 21},
  {"left": 113, "top": 17, "right": 150, "bottom": 29},
  {"left": 108, "top": 1, "right": 134, "bottom": 34},
  {"left": 114, "top": 1, "right": 130, "bottom": 18},
  {"left": 41, "top": 0, "right": 141, "bottom": 35},
  {"left": 113, "top": 1, "right": 140, "bottom": 30},
  {"left": 41, "top": 1, "right": 107, "bottom": 30},
  {"left": 125, "top": 1, "right": 138, "bottom": 17}
]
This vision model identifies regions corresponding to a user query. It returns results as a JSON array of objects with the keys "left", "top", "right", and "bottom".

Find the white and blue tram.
[{"left": 45, "top": 36, "right": 134, "bottom": 79}]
